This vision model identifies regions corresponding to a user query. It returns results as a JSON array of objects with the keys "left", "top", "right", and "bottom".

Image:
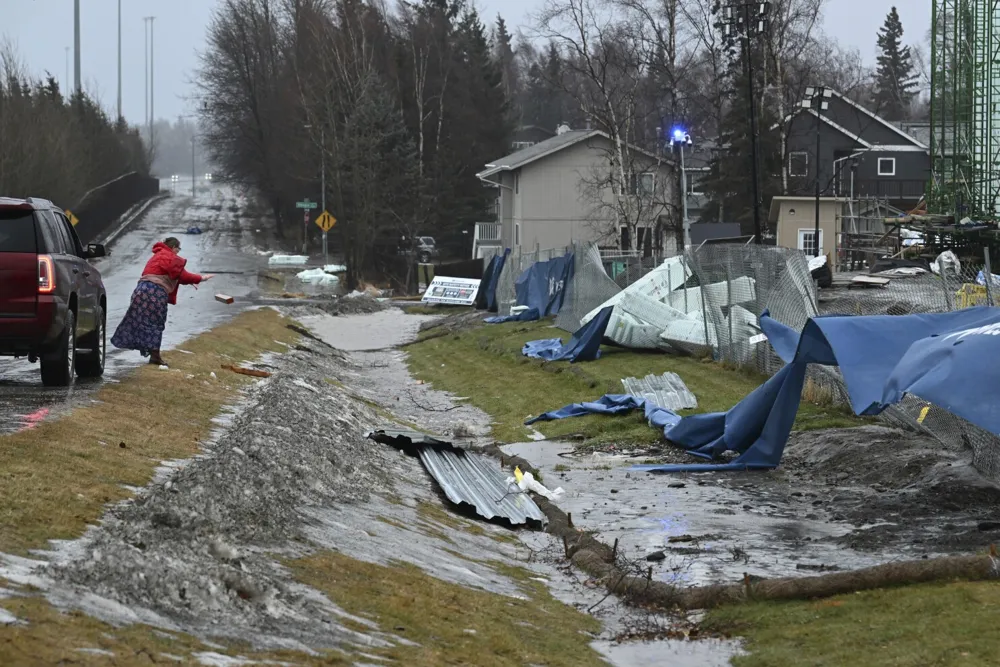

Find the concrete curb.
[{"left": 99, "top": 192, "right": 171, "bottom": 248}]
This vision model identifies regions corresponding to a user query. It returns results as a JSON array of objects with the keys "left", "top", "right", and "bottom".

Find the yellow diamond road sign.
[
  {"left": 315, "top": 210, "right": 336, "bottom": 232},
  {"left": 65, "top": 210, "right": 79, "bottom": 226}
]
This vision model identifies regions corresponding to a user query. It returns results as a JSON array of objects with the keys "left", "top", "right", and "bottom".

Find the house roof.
[
  {"left": 773, "top": 89, "right": 929, "bottom": 150},
  {"left": 477, "top": 129, "right": 671, "bottom": 180}
]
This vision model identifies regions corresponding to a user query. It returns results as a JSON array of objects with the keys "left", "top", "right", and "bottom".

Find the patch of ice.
[
  {"left": 323, "top": 264, "right": 347, "bottom": 273},
  {"left": 292, "top": 379, "right": 319, "bottom": 394},
  {"left": 0, "top": 608, "right": 19, "bottom": 625},
  {"left": 76, "top": 648, "right": 116, "bottom": 657},
  {"left": 193, "top": 652, "right": 252, "bottom": 666}
]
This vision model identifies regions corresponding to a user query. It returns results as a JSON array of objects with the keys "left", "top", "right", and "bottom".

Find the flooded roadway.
[{"left": 0, "top": 179, "right": 265, "bottom": 433}]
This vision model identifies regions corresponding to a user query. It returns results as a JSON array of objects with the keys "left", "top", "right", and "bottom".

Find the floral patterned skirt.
[{"left": 111, "top": 281, "right": 169, "bottom": 356}]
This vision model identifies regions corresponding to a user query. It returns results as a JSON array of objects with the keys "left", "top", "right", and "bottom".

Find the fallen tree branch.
[
  {"left": 407, "top": 389, "right": 463, "bottom": 413},
  {"left": 221, "top": 364, "right": 271, "bottom": 378},
  {"left": 477, "top": 443, "right": 1000, "bottom": 611}
]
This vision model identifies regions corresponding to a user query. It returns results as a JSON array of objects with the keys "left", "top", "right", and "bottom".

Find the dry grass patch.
[
  {"left": 0, "top": 308, "right": 298, "bottom": 555},
  {"left": 290, "top": 551, "right": 606, "bottom": 667},
  {"left": 0, "top": 595, "right": 350, "bottom": 666}
]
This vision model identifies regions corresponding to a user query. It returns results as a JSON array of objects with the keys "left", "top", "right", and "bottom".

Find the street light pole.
[
  {"left": 73, "top": 0, "right": 81, "bottom": 96},
  {"left": 670, "top": 129, "right": 694, "bottom": 248},
  {"left": 802, "top": 86, "right": 832, "bottom": 257},
  {"left": 117, "top": 0, "right": 122, "bottom": 121}
]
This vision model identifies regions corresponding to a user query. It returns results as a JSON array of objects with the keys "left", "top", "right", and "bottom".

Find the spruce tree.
[{"left": 872, "top": 6, "right": 917, "bottom": 120}]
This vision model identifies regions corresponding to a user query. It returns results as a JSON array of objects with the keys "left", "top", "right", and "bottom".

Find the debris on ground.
[
  {"left": 368, "top": 429, "right": 547, "bottom": 527},
  {"left": 296, "top": 268, "right": 339, "bottom": 287},
  {"left": 220, "top": 364, "right": 271, "bottom": 378},
  {"left": 267, "top": 254, "right": 308, "bottom": 266},
  {"left": 214, "top": 294, "right": 235, "bottom": 304},
  {"left": 621, "top": 372, "right": 697, "bottom": 411}
]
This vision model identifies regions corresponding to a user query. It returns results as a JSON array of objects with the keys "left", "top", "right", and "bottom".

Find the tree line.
[
  {"left": 196, "top": 0, "right": 925, "bottom": 280},
  {"left": 0, "top": 45, "right": 149, "bottom": 212}
]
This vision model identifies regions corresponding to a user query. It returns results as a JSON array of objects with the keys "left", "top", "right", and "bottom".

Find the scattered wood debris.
[{"left": 221, "top": 364, "right": 271, "bottom": 378}]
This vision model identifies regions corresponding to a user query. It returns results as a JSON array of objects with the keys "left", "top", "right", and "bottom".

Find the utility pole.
[
  {"left": 320, "top": 127, "right": 327, "bottom": 263},
  {"left": 192, "top": 135, "right": 197, "bottom": 200},
  {"left": 721, "top": 1, "right": 771, "bottom": 244},
  {"left": 117, "top": 0, "right": 122, "bottom": 121},
  {"left": 802, "top": 86, "right": 832, "bottom": 257},
  {"left": 73, "top": 0, "right": 81, "bottom": 96},
  {"left": 149, "top": 17, "right": 156, "bottom": 143},
  {"left": 144, "top": 18, "right": 149, "bottom": 136},
  {"left": 64, "top": 47, "right": 69, "bottom": 93}
]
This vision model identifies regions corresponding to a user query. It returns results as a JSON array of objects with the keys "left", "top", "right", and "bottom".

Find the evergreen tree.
[
  {"left": 700, "top": 42, "right": 781, "bottom": 233},
  {"left": 872, "top": 6, "right": 916, "bottom": 120}
]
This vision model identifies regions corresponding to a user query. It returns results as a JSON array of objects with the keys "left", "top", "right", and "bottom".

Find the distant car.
[
  {"left": 417, "top": 236, "right": 438, "bottom": 263},
  {"left": 0, "top": 197, "right": 108, "bottom": 386}
]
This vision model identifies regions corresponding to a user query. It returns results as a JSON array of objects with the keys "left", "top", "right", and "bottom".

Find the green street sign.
[{"left": 296, "top": 199, "right": 318, "bottom": 210}]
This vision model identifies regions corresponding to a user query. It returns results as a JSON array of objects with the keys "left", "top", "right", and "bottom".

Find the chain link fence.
[
  {"left": 493, "top": 246, "right": 571, "bottom": 317},
  {"left": 495, "top": 240, "right": 1000, "bottom": 483}
]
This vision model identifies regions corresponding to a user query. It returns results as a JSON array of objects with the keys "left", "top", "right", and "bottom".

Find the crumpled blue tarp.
[
  {"left": 528, "top": 306, "right": 1000, "bottom": 472},
  {"left": 513, "top": 253, "right": 574, "bottom": 317},
  {"left": 522, "top": 306, "right": 613, "bottom": 362},
  {"left": 484, "top": 308, "right": 540, "bottom": 324},
  {"left": 477, "top": 249, "right": 510, "bottom": 312}
]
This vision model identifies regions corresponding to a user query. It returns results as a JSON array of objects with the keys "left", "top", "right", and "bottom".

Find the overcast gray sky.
[{"left": 0, "top": 0, "right": 930, "bottom": 124}]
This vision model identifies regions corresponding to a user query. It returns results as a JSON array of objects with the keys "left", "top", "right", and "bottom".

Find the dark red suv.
[{"left": 0, "top": 197, "right": 108, "bottom": 386}]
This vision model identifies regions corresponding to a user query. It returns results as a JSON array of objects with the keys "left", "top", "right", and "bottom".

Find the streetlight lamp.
[
  {"left": 720, "top": 1, "right": 770, "bottom": 244},
  {"left": 801, "top": 86, "right": 832, "bottom": 257},
  {"left": 669, "top": 128, "right": 693, "bottom": 249}
]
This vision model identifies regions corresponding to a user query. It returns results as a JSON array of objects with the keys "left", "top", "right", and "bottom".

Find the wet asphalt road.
[{"left": 0, "top": 180, "right": 263, "bottom": 433}]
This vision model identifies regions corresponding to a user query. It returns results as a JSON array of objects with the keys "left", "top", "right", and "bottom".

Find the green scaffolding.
[{"left": 929, "top": 0, "right": 1000, "bottom": 219}]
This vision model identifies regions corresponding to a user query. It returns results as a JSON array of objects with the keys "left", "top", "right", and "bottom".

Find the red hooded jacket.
[{"left": 140, "top": 241, "right": 203, "bottom": 305}]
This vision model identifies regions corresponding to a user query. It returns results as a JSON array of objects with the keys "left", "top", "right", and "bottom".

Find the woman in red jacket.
[{"left": 111, "top": 237, "right": 214, "bottom": 367}]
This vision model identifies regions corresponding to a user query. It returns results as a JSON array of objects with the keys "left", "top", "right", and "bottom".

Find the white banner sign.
[{"left": 421, "top": 276, "right": 481, "bottom": 306}]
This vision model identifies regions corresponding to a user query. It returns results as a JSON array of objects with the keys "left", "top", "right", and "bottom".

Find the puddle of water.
[
  {"left": 592, "top": 638, "right": 743, "bottom": 667},
  {"left": 502, "top": 441, "right": 893, "bottom": 586}
]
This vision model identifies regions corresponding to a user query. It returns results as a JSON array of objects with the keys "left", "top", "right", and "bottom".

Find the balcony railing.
[
  {"left": 834, "top": 179, "right": 926, "bottom": 200},
  {"left": 472, "top": 221, "right": 502, "bottom": 259}
]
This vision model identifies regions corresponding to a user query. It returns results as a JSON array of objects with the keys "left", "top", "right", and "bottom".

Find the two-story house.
[
  {"left": 771, "top": 88, "right": 929, "bottom": 258},
  {"left": 475, "top": 126, "right": 678, "bottom": 257},
  {"left": 782, "top": 89, "right": 929, "bottom": 206}
]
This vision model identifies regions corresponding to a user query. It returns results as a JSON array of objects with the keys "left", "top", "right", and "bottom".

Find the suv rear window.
[{"left": 0, "top": 210, "right": 37, "bottom": 253}]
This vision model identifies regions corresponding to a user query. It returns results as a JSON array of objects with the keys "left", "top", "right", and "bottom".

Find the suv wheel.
[
  {"left": 41, "top": 310, "right": 76, "bottom": 387},
  {"left": 77, "top": 305, "right": 106, "bottom": 378}
]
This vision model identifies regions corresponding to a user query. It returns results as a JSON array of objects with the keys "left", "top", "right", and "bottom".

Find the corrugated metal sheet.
[
  {"left": 418, "top": 448, "right": 547, "bottom": 527},
  {"left": 622, "top": 372, "right": 698, "bottom": 411}
]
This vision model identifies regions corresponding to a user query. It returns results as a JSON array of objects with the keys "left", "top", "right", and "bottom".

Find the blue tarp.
[
  {"left": 478, "top": 249, "right": 510, "bottom": 312},
  {"left": 527, "top": 306, "right": 1000, "bottom": 472},
  {"left": 522, "top": 306, "right": 613, "bottom": 362},
  {"left": 484, "top": 308, "right": 540, "bottom": 324},
  {"left": 513, "top": 253, "right": 574, "bottom": 317}
]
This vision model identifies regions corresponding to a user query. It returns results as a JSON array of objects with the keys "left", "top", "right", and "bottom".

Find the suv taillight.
[{"left": 38, "top": 255, "right": 55, "bottom": 294}]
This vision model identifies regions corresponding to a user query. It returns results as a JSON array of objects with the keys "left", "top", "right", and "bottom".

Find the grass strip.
[
  {"left": 704, "top": 580, "right": 1000, "bottom": 667},
  {"left": 0, "top": 307, "right": 298, "bottom": 555},
  {"left": 290, "top": 551, "right": 606, "bottom": 667},
  {"left": 405, "top": 319, "right": 863, "bottom": 446}
]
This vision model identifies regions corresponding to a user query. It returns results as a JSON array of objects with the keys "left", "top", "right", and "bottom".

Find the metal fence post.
[
  {"left": 985, "top": 247, "right": 994, "bottom": 307},
  {"left": 938, "top": 255, "right": 955, "bottom": 311},
  {"left": 726, "top": 255, "right": 734, "bottom": 364}
]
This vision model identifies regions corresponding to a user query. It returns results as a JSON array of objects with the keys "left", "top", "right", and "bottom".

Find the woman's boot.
[{"left": 149, "top": 350, "right": 166, "bottom": 367}]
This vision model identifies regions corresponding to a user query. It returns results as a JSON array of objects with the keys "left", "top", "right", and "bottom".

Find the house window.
[
  {"left": 514, "top": 172, "right": 519, "bottom": 194},
  {"left": 514, "top": 222, "right": 520, "bottom": 247},
  {"left": 788, "top": 151, "right": 808, "bottom": 177},
  {"left": 878, "top": 158, "right": 896, "bottom": 176},
  {"left": 630, "top": 172, "right": 655, "bottom": 196},
  {"left": 797, "top": 228, "right": 824, "bottom": 256},
  {"left": 620, "top": 226, "right": 631, "bottom": 250},
  {"left": 511, "top": 141, "right": 535, "bottom": 150},
  {"left": 688, "top": 172, "right": 705, "bottom": 195}
]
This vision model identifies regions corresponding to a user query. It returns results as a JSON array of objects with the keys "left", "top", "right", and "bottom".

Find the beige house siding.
[
  {"left": 771, "top": 197, "right": 843, "bottom": 262},
  {"left": 515, "top": 137, "right": 676, "bottom": 251}
]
